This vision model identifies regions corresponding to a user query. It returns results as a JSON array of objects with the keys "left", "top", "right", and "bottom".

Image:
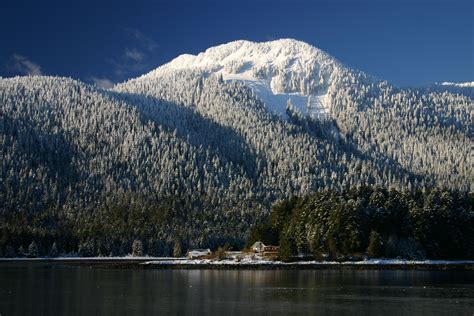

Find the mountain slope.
[
  {"left": 130, "top": 39, "right": 373, "bottom": 119},
  {"left": 1, "top": 39, "right": 472, "bottom": 255},
  {"left": 119, "top": 39, "right": 472, "bottom": 191}
]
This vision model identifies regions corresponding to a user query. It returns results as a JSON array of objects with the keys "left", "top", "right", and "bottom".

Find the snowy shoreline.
[
  {"left": 142, "top": 258, "right": 474, "bottom": 268},
  {"left": 1, "top": 257, "right": 473, "bottom": 269},
  {"left": 143, "top": 259, "right": 474, "bottom": 265}
]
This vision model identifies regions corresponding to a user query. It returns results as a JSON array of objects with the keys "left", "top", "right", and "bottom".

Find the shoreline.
[
  {"left": 141, "top": 259, "right": 474, "bottom": 270},
  {"left": 1, "top": 257, "right": 473, "bottom": 270}
]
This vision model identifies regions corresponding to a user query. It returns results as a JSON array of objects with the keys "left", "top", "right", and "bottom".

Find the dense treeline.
[
  {"left": 247, "top": 187, "right": 474, "bottom": 261},
  {"left": 0, "top": 193, "right": 253, "bottom": 257}
]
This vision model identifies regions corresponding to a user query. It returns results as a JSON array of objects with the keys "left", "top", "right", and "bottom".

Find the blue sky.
[{"left": 1, "top": 0, "right": 472, "bottom": 87}]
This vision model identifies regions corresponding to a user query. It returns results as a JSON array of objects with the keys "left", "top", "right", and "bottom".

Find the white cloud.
[
  {"left": 10, "top": 54, "right": 43, "bottom": 76},
  {"left": 94, "top": 29, "right": 157, "bottom": 83},
  {"left": 124, "top": 28, "right": 158, "bottom": 52},
  {"left": 108, "top": 55, "right": 148, "bottom": 78},
  {"left": 125, "top": 48, "right": 145, "bottom": 62},
  {"left": 91, "top": 77, "right": 115, "bottom": 89}
]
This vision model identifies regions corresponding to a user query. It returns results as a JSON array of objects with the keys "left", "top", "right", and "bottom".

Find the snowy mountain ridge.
[
  {"left": 134, "top": 39, "right": 354, "bottom": 119},
  {"left": 440, "top": 82, "right": 474, "bottom": 88}
]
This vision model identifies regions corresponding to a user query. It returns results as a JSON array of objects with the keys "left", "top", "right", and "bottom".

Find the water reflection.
[{"left": 0, "top": 264, "right": 473, "bottom": 315}]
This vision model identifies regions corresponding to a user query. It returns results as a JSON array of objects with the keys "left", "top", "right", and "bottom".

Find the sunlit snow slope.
[
  {"left": 440, "top": 82, "right": 474, "bottom": 88},
  {"left": 139, "top": 39, "right": 348, "bottom": 119}
]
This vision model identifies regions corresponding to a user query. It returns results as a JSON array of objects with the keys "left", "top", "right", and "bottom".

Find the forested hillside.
[
  {"left": 1, "top": 39, "right": 472, "bottom": 257},
  {"left": 247, "top": 187, "right": 474, "bottom": 260}
]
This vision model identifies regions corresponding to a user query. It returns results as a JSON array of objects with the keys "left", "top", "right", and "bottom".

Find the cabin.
[
  {"left": 187, "top": 249, "right": 211, "bottom": 259},
  {"left": 263, "top": 245, "right": 279, "bottom": 253},
  {"left": 263, "top": 245, "right": 279, "bottom": 257},
  {"left": 251, "top": 241, "right": 265, "bottom": 253}
]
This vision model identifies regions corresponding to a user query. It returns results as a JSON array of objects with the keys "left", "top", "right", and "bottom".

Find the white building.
[
  {"left": 251, "top": 241, "right": 265, "bottom": 253},
  {"left": 187, "top": 249, "right": 211, "bottom": 259}
]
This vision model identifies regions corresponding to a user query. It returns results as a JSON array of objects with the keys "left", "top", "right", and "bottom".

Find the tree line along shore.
[{"left": 1, "top": 186, "right": 472, "bottom": 262}]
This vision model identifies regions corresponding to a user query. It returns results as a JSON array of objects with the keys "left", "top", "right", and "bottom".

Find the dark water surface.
[{"left": 0, "top": 263, "right": 473, "bottom": 315}]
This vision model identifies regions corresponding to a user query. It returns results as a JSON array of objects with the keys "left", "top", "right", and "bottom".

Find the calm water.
[{"left": 0, "top": 263, "right": 473, "bottom": 315}]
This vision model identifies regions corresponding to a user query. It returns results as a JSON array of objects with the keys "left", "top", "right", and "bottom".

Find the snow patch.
[
  {"left": 440, "top": 82, "right": 474, "bottom": 88},
  {"left": 221, "top": 71, "right": 329, "bottom": 119}
]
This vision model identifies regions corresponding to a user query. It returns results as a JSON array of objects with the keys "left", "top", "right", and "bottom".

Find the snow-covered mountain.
[
  {"left": 1, "top": 38, "right": 472, "bottom": 252},
  {"left": 440, "top": 82, "right": 474, "bottom": 88},
  {"left": 114, "top": 38, "right": 471, "bottom": 192},
  {"left": 126, "top": 39, "right": 367, "bottom": 119},
  {"left": 428, "top": 81, "right": 474, "bottom": 98}
]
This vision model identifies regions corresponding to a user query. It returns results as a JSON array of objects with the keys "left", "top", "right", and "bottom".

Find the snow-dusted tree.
[
  {"left": 173, "top": 238, "right": 183, "bottom": 258},
  {"left": 28, "top": 241, "right": 39, "bottom": 258},
  {"left": 49, "top": 242, "right": 59, "bottom": 257},
  {"left": 131, "top": 239, "right": 144, "bottom": 257},
  {"left": 18, "top": 246, "right": 26, "bottom": 258}
]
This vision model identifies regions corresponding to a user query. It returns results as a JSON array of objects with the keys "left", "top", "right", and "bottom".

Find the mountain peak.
[
  {"left": 137, "top": 39, "right": 347, "bottom": 118},
  {"left": 159, "top": 38, "right": 339, "bottom": 74}
]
